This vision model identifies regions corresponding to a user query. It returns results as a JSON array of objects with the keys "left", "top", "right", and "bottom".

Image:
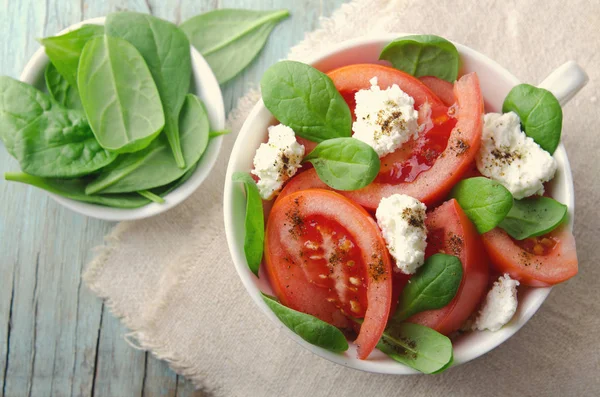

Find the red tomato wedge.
[
  {"left": 279, "top": 72, "right": 484, "bottom": 210},
  {"left": 264, "top": 189, "right": 393, "bottom": 359},
  {"left": 419, "top": 76, "right": 456, "bottom": 107},
  {"left": 482, "top": 226, "right": 578, "bottom": 287},
  {"left": 342, "top": 72, "right": 484, "bottom": 209},
  {"left": 407, "top": 199, "right": 490, "bottom": 335}
]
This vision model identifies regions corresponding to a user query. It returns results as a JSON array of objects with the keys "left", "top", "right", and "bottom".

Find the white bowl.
[
  {"left": 18, "top": 17, "right": 225, "bottom": 221},
  {"left": 224, "top": 34, "right": 587, "bottom": 374}
]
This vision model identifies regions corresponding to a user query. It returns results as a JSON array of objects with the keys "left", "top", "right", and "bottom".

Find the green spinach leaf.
[
  {"left": 502, "top": 84, "right": 562, "bottom": 154},
  {"left": 180, "top": 9, "right": 289, "bottom": 84},
  {"left": 209, "top": 130, "right": 231, "bottom": 138},
  {"left": 77, "top": 35, "right": 164, "bottom": 153},
  {"left": 45, "top": 62, "right": 82, "bottom": 110},
  {"left": 262, "top": 293, "right": 348, "bottom": 353},
  {"left": 4, "top": 172, "right": 152, "bottom": 209},
  {"left": 232, "top": 172, "right": 264, "bottom": 276},
  {"left": 137, "top": 190, "right": 165, "bottom": 204},
  {"left": 40, "top": 24, "right": 105, "bottom": 87},
  {"left": 106, "top": 12, "right": 191, "bottom": 168},
  {"left": 261, "top": 61, "right": 352, "bottom": 142},
  {"left": 0, "top": 76, "right": 117, "bottom": 178},
  {"left": 303, "top": 138, "right": 380, "bottom": 190},
  {"left": 451, "top": 177, "right": 513, "bottom": 234},
  {"left": 379, "top": 35, "right": 460, "bottom": 82},
  {"left": 85, "top": 94, "right": 209, "bottom": 194},
  {"left": 378, "top": 322, "right": 453, "bottom": 374},
  {"left": 391, "top": 254, "right": 463, "bottom": 323},
  {"left": 156, "top": 161, "right": 199, "bottom": 196},
  {"left": 499, "top": 196, "right": 567, "bottom": 240}
]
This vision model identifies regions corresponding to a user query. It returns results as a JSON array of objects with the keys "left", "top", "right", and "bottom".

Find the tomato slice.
[
  {"left": 342, "top": 72, "right": 483, "bottom": 209},
  {"left": 278, "top": 71, "right": 483, "bottom": 210},
  {"left": 407, "top": 199, "right": 490, "bottom": 335},
  {"left": 264, "top": 189, "right": 393, "bottom": 359},
  {"left": 482, "top": 226, "right": 578, "bottom": 287},
  {"left": 419, "top": 76, "right": 456, "bottom": 107}
]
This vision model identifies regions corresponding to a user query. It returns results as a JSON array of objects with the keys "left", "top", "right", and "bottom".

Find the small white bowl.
[
  {"left": 224, "top": 34, "right": 588, "bottom": 374},
  {"left": 18, "top": 17, "right": 225, "bottom": 221}
]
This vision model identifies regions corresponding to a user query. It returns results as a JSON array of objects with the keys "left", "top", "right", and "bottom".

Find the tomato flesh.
[
  {"left": 407, "top": 199, "right": 490, "bottom": 335},
  {"left": 419, "top": 76, "right": 456, "bottom": 107},
  {"left": 482, "top": 226, "right": 578, "bottom": 287},
  {"left": 377, "top": 116, "right": 457, "bottom": 184},
  {"left": 264, "top": 189, "right": 393, "bottom": 359}
]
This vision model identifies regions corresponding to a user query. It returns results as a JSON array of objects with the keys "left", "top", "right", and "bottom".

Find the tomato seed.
[{"left": 350, "top": 300, "right": 361, "bottom": 313}]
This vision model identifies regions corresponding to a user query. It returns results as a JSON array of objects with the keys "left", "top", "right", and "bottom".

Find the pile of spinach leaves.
[{"left": 1, "top": 9, "right": 288, "bottom": 208}]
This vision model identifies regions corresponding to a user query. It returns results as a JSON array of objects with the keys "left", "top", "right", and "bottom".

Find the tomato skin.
[
  {"left": 419, "top": 76, "right": 456, "bottom": 107},
  {"left": 264, "top": 189, "right": 393, "bottom": 359},
  {"left": 407, "top": 199, "right": 490, "bottom": 335},
  {"left": 327, "top": 64, "right": 446, "bottom": 110},
  {"left": 482, "top": 226, "right": 578, "bottom": 287}
]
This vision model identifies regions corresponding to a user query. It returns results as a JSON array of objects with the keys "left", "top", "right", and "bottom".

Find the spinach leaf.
[
  {"left": 262, "top": 293, "right": 348, "bottom": 353},
  {"left": 502, "top": 84, "right": 562, "bottom": 154},
  {"left": 209, "top": 130, "right": 231, "bottom": 138},
  {"left": 157, "top": 161, "right": 199, "bottom": 196},
  {"left": 39, "top": 24, "right": 104, "bottom": 87},
  {"left": 85, "top": 94, "right": 209, "bottom": 194},
  {"left": 106, "top": 12, "right": 191, "bottom": 168},
  {"left": 45, "top": 62, "right": 82, "bottom": 110},
  {"left": 137, "top": 190, "right": 165, "bottom": 204},
  {"left": 303, "top": 138, "right": 380, "bottom": 190},
  {"left": 379, "top": 35, "right": 460, "bottom": 82},
  {"left": 391, "top": 254, "right": 463, "bottom": 323},
  {"left": 232, "top": 172, "right": 264, "bottom": 276},
  {"left": 499, "top": 196, "right": 567, "bottom": 240},
  {"left": 180, "top": 9, "right": 289, "bottom": 84},
  {"left": 261, "top": 61, "right": 352, "bottom": 142},
  {"left": 0, "top": 76, "right": 117, "bottom": 178},
  {"left": 4, "top": 172, "right": 152, "bottom": 209},
  {"left": 451, "top": 177, "right": 513, "bottom": 234},
  {"left": 377, "top": 322, "right": 453, "bottom": 374},
  {"left": 77, "top": 35, "right": 165, "bottom": 153}
]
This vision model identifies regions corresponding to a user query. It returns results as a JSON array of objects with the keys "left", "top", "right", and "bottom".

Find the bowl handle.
[{"left": 538, "top": 61, "right": 589, "bottom": 106}]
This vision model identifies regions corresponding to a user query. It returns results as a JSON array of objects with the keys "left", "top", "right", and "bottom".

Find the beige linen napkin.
[{"left": 85, "top": 0, "right": 600, "bottom": 395}]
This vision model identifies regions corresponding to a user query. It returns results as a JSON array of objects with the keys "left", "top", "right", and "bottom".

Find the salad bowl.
[
  {"left": 18, "top": 17, "right": 226, "bottom": 221},
  {"left": 223, "top": 34, "right": 587, "bottom": 374}
]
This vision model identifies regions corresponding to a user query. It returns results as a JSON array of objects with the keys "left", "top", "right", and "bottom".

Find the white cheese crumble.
[
  {"left": 251, "top": 124, "right": 304, "bottom": 200},
  {"left": 352, "top": 77, "right": 419, "bottom": 157},
  {"left": 476, "top": 112, "right": 557, "bottom": 199},
  {"left": 473, "top": 274, "right": 520, "bottom": 332},
  {"left": 375, "top": 194, "right": 427, "bottom": 274}
]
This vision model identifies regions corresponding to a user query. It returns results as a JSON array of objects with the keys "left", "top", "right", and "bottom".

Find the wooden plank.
[
  {"left": 141, "top": 357, "right": 178, "bottom": 397},
  {"left": 91, "top": 308, "right": 147, "bottom": 397}
]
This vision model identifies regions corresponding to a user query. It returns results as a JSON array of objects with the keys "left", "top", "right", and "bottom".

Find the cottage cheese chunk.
[
  {"left": 352, "top": 77, "right": 419, "bottom": 157},
  {"left": 252, "top": 124, "right": 304, "bottom": 200},
  {"left": 476, "top": 112, "right": 557, "bottom": 199},
  {"left": 474, "top": 274, "right": 520, "bottom": 332},
  {"left": 376, "top": 194, "right": 427, "bottom": 274}
]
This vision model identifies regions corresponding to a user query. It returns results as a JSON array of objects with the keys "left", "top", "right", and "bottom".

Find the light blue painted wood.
[{"left": 0, "top": 0, "right": 346, "bottom": 396}]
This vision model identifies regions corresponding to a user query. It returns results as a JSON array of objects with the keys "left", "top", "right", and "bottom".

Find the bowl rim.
[
  {"left": 17, "top": 16, "right": 225, "bottom": 221},
  {"left": 224, "top": 33, "right": 574, "bottom": 374}
]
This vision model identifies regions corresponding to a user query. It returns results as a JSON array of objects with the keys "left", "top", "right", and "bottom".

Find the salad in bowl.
[{"left": 224, "top": 34, "right": 587, "bottom": 374}]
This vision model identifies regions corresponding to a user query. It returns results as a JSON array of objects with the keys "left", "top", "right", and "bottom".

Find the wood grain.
[{"left": 0, "top": 0, "right": 345, "bottom": 396}]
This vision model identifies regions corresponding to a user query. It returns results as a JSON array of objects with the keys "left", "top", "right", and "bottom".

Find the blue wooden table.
[{"left": 0, "top": 1, "right": 345, "bottom": 395}]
